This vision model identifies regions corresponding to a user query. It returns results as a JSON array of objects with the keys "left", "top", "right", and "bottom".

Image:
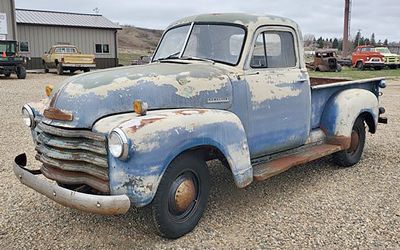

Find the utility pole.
[{"left": 342, "top": 0, "right": 351, "bottom": 57}]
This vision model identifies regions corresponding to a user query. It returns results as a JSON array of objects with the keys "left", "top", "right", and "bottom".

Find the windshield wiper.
[
  {"left": 155, "top": 52, "right": 181, "bottom": 61},
  {"left": 181, "top": 56, "right": 215, "bottom": 64}
]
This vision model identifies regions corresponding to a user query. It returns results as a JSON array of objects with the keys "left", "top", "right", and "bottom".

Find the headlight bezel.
[
  {"left": 108, "top": 128, "right": 129, "bottom": 160},
  {"left": 22, "top": 104, "right": 35, "bottom": 128}
]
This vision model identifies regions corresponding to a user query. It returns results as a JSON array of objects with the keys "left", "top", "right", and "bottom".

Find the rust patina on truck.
[{"left": 15, "top": 13, "right": 388, "bottom": 238}]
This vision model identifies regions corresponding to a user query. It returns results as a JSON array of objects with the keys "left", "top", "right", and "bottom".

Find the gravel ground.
[{"left": 0, "top": 73, "right": 399, "bottom": 249}]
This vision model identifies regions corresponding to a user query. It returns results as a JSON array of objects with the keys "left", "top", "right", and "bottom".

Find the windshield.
[
  {"left": 0, "top": 42, "right": 16, "bottom": 56},
  {"left": 375, "top": 48, "right": 391, "bottom": 54},
  {"left": 54, "top": 47, "right": 77, "bottom": 53},
  {"left": 153, "top": 24, "right": 246, "bottom": 65}
]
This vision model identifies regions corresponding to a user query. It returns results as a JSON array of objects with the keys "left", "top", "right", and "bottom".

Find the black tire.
[
  {"left": 389, "top": 65, "right": 397, "bottom": 70},
  {"left": 83, "top": 68, "right": 90, "bottom": 73},
  {"left": 70, "top": 70, "right": 76, "bottom": 75},
  {"left": 356, "top": 61, "right": 364, "bottom": 71},
  {"left": 150, "top": 153, "right": 210, "bottom": 239},
  {"left": 333, "top": 117, "right": 366, "bottom": 167},
  {"left": 4, "top": 72, "right": 11, "bottom": 78},
  {"left": 57, "top": 64, "right": 64, "bottom": 75},
  {"left": 43, "top": 61, "right": 49, "bottom": 73},
  {"left": 16, "top": 66, "right": 27, "bottom": 79}
]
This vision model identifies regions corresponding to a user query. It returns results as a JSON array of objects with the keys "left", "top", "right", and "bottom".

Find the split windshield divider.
[{"left": 179, "top": 22, "right": 195, "bottom": 59}]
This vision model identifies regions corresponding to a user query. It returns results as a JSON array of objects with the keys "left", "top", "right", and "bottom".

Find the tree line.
[{"left": 304, "top": 32, "right": 390, "bottom": 50}]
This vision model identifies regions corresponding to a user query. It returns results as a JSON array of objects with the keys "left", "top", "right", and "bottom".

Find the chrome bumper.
[{"left": 13, "top": 154, "right": 131, "bottom": 215}]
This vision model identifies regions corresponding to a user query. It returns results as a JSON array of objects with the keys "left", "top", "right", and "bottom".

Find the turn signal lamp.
[
  {"left": 45, "top": 85, "right": 54, "bottom": 97},
  {"left": 134, "top": 99, "right": 148, "bottom": 116}
]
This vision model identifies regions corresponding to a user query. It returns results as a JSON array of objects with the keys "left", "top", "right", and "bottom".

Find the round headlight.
[
  {"left": 22, "top": 105, "right": 35, "bottom": 128},
  {"left": 108, "top": 128, "right": 129, "bottom": 160}
]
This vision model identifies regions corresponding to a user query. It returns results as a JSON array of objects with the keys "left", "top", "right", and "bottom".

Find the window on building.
[
  {"left": 19, "top": 41, "right": 29, "bottom": 52},
  {"left": 95, "top": 44, "right": 110, "bottom": 54},
  {"left": 103, "top": 44, "right": 110, "bottom": 54},
  {"left": 250, "top": 31, "right": 297, "bottom": 68}
]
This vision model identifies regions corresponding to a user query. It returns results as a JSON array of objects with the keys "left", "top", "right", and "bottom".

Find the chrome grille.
[{"left": 34, "top": 122, "right": 110, "bottom": 193}]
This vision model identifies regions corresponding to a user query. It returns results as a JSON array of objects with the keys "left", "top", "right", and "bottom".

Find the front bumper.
[
  {"left": 13, "top": 154, "right": 131, "bottom": 215},
  {"left": 364, "top": 62, "right": 385, "bottom": 68},
  {"left": 62, "top": 64, "right": 96, "bottom": 68}
]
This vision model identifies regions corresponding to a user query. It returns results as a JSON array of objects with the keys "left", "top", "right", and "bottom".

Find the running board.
[{"left": 253, "top": 144, "right": 342, "bottom": 182}]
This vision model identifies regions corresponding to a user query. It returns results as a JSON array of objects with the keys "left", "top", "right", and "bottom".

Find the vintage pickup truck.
[
  {"left": 42, "top": 44, "right": 96, "bottom": 75},
  {"left": 15, "top": 13, "right": 387, "bottom": 238}
]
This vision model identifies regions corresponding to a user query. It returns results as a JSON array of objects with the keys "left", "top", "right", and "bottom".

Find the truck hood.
[{"left": 44, "top": 62, "right": 233, "bottom": 129}]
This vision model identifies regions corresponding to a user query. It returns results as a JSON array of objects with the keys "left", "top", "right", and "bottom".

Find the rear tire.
[
  {"left": 150, "top": 153, "right": 210, "bottom": 239},
  {"left": 57, "top": 64, "right": 64, "bottom": 75},
  {"left": 333, "top": 117, "right": 366, "bottom": 167},
  {"left": 16, "top": 66, "right": 27, "bottom": 79},
  {"left": 43, "top": 61, "right": 49, "bottom": 73},
  {"left": 4, "top": 72, "right": 11, "bottom": 78}
]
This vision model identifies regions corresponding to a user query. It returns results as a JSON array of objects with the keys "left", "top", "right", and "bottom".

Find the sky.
[{"left": 15, "top": 0, "right": 400, "bottom": 42}]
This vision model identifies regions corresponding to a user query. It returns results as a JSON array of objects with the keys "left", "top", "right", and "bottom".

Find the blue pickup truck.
[{"left": 14, "top": 13, "right": 387, "bottom": 238}]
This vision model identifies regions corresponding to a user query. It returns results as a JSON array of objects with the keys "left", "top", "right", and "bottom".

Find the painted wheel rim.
[
  {"left": 168, "top": 172, "right": 199, "bottom": 219},
  {"left": 348, "top": 128, "right": 360, "bottom": 154}
]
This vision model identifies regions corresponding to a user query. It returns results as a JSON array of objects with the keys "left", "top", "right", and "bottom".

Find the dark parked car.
[{"left": 0, "top": 40, "right": 27, "bottom": 79}]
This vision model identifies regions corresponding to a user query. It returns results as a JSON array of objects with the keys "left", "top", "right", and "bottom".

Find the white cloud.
[{"left": 16, "top": 0, "right": 400, "bottom": 41}]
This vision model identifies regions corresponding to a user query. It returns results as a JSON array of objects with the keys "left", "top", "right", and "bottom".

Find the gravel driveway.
[{"left": 0, "top": 74, "right": 399, "bottom": 249}]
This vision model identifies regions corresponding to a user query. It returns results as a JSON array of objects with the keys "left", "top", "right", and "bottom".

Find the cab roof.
[{"left": 167, "top": 13, "right": 299, "bottom": 31}]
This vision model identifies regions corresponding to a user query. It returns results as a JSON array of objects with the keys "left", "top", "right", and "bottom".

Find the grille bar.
[{"left": 34, "top": 122, "right": 110, "bottom": 194}]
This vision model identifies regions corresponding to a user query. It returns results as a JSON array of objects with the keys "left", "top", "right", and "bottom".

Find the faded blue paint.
[
  {"left": 311, "top": 79, "right": 381, "bottom": 129},
  {"left": 45, "top": 63, "right": 233, "bottom": 129},
  {"left": 96, "top": 109, "right": 252, "bottom": 207},
  {"left": 320, "top": 89, "right": 379, "bottom": 138},
  {"left": 21, "top": 13, "right": 385, "bottom": 212}
]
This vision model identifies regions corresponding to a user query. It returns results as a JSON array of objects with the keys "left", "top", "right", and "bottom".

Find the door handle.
[{"left": 297, "top": 79, "right": 308, "bottom": 83}]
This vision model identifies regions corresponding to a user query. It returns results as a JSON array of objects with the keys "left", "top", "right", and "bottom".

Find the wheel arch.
[
  {"left": 105, "top": 109, "right": 253, "bottom": 207},
  {"left": 321, "top": 89, "right": 379, "bottom": 141}
]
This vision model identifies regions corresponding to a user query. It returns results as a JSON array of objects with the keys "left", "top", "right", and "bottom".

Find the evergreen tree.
[
  {"left": 317, "top": 37, "right": 324, "bottom": 48},
  {"left": 384, "top": 39, "right": 388, "bottom": 46},
  {"left": 354, "top": 31, "right": 362, "bottom": 47},
  {"left": 332, "top": 38, "right": 339, "bottom": 49},
  {"left": 371, "top": 33, "right": 376, "bottom": 46}
]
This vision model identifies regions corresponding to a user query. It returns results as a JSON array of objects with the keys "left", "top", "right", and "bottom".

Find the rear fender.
[
  {"left": 103, "top": 109, "right": 252, "bottom": 207},
  {"left": 320, "top": 89, "right": 378, "bottom": 148}
]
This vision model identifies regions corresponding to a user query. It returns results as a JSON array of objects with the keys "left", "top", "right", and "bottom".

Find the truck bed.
[{"left": 310, "top": 77, "right": 383, "bottom": 129}]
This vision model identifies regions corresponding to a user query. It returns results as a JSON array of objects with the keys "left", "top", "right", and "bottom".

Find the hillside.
[{"left": 117, "top": 25, "right": 163, "bottom": 65}]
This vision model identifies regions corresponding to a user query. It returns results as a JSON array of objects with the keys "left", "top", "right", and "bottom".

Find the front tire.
[
  {"left": 356, "top": 61, "right": 364, "bottom": 71},
  {"left": 150, "top": 153, "right": 210, "bottom": 239},
  {"left": 333, "top": 117, "right": 366, "bottom": 167},
  {"left": 16, "top": 66, "right": 27, "bottom": 79}
]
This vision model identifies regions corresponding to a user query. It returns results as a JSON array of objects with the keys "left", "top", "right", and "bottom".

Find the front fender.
[
  {"left": 320, "top": 89, "right": 378, "bottom": 146},
  {"left": 95, "top": 109, "right": 252, "bottom": 207}
]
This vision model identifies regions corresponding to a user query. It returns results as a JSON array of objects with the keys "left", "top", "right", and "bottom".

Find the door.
[{"left": 244, "top": 27, "right": 311, "bottom": 157}]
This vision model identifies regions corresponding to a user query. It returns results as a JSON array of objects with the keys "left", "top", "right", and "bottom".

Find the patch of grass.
[
  {"left": 309, "top": 67, "right": 400, "bottom": 80},
  {"left": 118, "top": 52, "right": 149, "bottom": 66}
]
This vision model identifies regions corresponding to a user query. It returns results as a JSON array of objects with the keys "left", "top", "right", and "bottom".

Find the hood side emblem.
[{"left": 44, "top": 107, "right": 74, "bottom": 121}]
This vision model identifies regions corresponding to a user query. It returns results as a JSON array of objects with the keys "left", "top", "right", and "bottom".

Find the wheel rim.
[
  {"left": 168, "top": 172, "right": 199, "bottom": 220},
  {"left": 348, "top": 128, "right": 360, "bottom": 155}
]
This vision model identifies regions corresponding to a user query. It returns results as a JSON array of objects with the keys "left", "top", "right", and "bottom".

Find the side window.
[
  {"left": 95, "top": 44, "right": 103, "bottom": 54},
  {"left": 265, "top": 31, "right": 296, "bottom": 68},
  {"left": 250, "top": 33, "right": 267, "bottom": 68},
  {"left": 19, "top": 41, "right": 29, "bottom": 52},
  {"left": 95, "top": 44, "right": 110, "bottom": 54},
  {"left": 250, "top": 31, "right": 297, "bottom": 69}
]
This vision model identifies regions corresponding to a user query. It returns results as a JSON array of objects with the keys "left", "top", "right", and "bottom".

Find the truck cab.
[{"left": 14, "top": 13, "right": 387, "bottom": 239}]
